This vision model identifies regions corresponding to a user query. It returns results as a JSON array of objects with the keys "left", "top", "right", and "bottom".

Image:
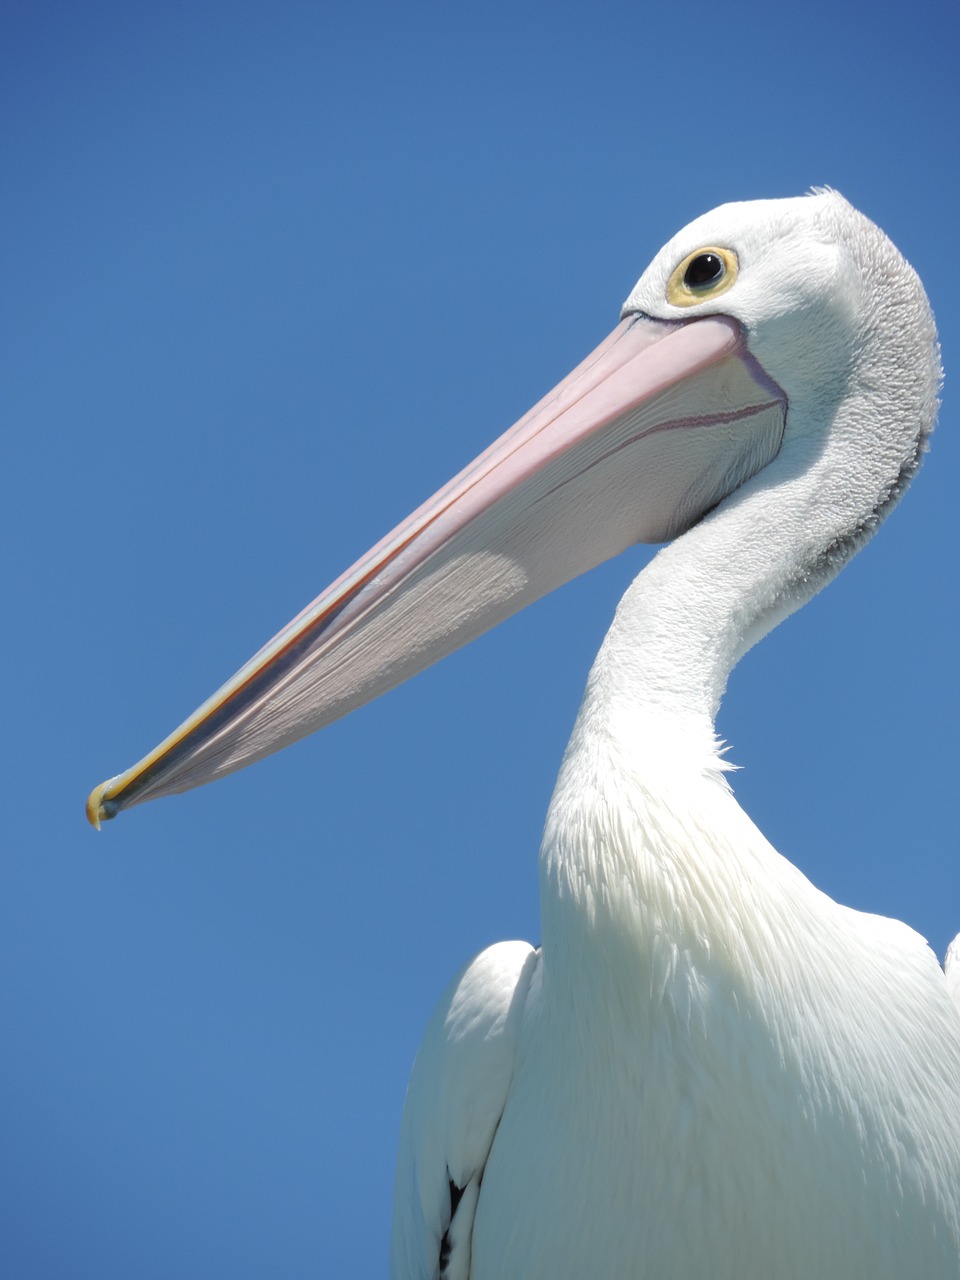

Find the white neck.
[{"left": 536, "top": 330, "right": 929, "bottom": 1000}]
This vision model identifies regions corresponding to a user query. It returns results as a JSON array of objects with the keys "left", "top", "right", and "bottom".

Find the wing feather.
[{"left": 389, "top": 940, "right": 539, "bottom": 1280}]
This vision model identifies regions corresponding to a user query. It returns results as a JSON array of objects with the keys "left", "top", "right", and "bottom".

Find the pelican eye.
[
  {"left": 666, "top": 245, "right": 739, "bottom": 307},
  {"left": 685, "top": 253, "right": 724, "bottom": 287}
]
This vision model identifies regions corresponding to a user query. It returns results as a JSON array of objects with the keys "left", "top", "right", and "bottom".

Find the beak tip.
[{"left": 85, "top": 781, "right": 114, "bottom": 830}]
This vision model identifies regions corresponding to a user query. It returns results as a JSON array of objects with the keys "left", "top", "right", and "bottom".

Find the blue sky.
[{"left": 4, "top": 1, "right": 959, "bottom": 1275}]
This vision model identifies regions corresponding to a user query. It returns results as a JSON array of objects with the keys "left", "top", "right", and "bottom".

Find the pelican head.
[{"left": 87, "top": 190, "right": 939, "bottom": 825}]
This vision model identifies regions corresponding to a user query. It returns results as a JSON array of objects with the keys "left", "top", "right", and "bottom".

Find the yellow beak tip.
[{"left": 85, "top": 783, "right": 110, "bottom": 831}]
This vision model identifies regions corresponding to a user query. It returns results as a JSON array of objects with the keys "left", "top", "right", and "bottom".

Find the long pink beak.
[{"left": 87, "top": 313, "right": 786, "bottom": 827}]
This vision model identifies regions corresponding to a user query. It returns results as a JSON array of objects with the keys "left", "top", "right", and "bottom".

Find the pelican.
[{"left": 88, "top": 191, "right": 960, "bottom": 1278}]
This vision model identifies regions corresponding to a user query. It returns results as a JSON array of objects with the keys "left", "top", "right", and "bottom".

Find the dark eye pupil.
[{"left": 684, "top": 252, "right": 724, "bottom": 289}]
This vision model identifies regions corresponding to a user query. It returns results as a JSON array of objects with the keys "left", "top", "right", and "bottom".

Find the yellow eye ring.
[{"left": 666, "top": 246, "right": 739, "bottom": 308}]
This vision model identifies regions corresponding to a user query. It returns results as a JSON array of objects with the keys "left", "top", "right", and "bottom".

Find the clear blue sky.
[{"left": 4, "top": 1, "right": 959, "bottom": 1275}]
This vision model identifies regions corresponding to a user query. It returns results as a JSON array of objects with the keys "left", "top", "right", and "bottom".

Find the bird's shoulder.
[{"left": 389, "top": 940, "right": 540, "bottom": 1280}]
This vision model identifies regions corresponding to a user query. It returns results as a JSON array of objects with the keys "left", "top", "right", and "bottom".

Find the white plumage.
[{"left": 89, "top": 192, "right": 960, "bottom": 1279}]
